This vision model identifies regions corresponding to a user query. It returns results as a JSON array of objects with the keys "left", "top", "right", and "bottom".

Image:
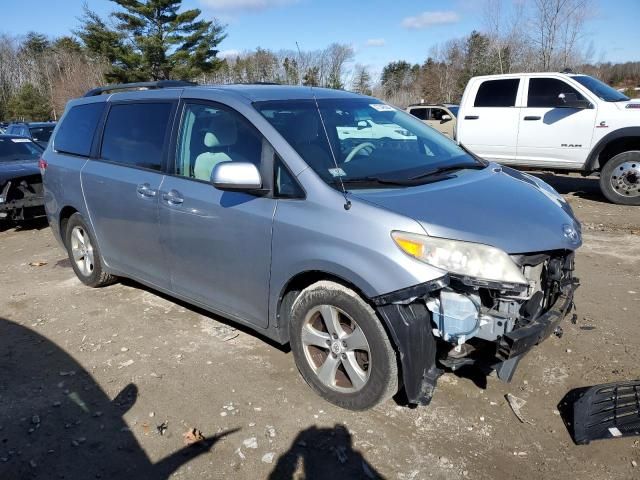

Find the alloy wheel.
[
  {"left": 70, "top": 226, "right": 94, "bottom": 276},
  {"left": 301, "top": 304, "right": 371, "bottom": 393}
]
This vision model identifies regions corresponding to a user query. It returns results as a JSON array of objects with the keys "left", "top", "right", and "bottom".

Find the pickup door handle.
[
  {"left": 162, "top": 190, "right": 184, "bottom": 205},
  {"left": 464, "top": 115, "right": 479, "bottom": 120},
  {"left": 136, "top": 183, "right": 157, "bottom": 198},
  {"left": 523, "top": 116, "right": 541, "bottom": 121}
]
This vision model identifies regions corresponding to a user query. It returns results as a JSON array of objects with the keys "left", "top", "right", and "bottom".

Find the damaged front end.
[
  {"left": 374, "top": 251, "right": 578, "bottom": 406},
  {"left": 0, "top": 174, "right": 45, "bottom": 221}
]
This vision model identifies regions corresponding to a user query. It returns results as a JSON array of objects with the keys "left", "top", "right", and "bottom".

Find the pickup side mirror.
[
  {"left": 558, "top": 92, "right": 591, "bottom": 109},
  {"left": 357, "top": 120, "right": 370, "bottom": 130},
  {"left": 441, "top": 114, "right": 452, "bottom": 122},
  {"left": 211, "top": 162, "right": 263, "bottom": 193}
]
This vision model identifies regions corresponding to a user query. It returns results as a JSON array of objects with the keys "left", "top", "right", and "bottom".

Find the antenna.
[
  {"left": 297, "top": 40, "right": 351, "bottom": 210},
  {"left": 312, "top": 94, "right": 351, "bottom": 210},
  {"left": 295, "top": 41, "right": 303, "bottom": 87}
]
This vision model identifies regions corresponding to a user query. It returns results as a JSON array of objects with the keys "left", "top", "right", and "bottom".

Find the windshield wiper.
[
  {"left": 340, "top": 176, "right": 410, "bottom": 186},
  {"left": 409, "top": 162, "right": 484, "bottom": 180}
]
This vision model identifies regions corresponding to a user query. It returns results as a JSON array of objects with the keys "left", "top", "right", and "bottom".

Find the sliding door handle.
[
  {"left": 464, "top": 115, "right": 479, "bottom": 120},
  {"left": 523, "top": 116, "right": 541, "bottom": 121}
]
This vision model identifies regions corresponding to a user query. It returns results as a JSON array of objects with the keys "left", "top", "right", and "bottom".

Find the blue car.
[{"left": 42, "top": 81, "right": 581, "bottom": 410}]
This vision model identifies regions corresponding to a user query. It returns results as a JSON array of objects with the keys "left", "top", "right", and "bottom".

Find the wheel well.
[
  {"left": 59, "top": 206, "right": 78, "bottom": 244},
  {"left": 276, "top": 271, "right": 371, "bottom": 339},
  {"left": 597, "top": 137, "right": 640, "bottom": 170}
]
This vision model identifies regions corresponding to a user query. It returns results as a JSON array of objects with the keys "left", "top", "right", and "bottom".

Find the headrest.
[
  {"left": 289, "top": 110, "right": 320, "bottom": 144},
  {"left": 203, "top": 114, "right": 237, "bottom": 148}
]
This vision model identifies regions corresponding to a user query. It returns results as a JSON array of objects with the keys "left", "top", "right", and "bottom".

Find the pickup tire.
[
  {"left": 599, "top": 151, "right": 640, "bottom": 205},
  {"left": 289, "top": 281, "right": 398, "bottom": 410},
  {"left": 65, "top": 213, "right": 116, "bottom": 287}
]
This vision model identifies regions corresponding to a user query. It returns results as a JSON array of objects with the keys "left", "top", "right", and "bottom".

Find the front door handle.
[
  {"left": 523, "top": 116, "right": 541, "bottom": 121},
  {"left": 136, "top": 183, "right": 157, "bottom": 198},
  {"left": 162, "top": 189, "right": 184, "bottom": 205},
  {"left": 464, "top": 115, "right": 479, "bottom": 120}
]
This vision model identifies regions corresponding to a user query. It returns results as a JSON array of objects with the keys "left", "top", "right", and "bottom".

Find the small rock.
[
  {"left": 120, "top": 347, "right": 129, "bottom": 352},
  {"left": 566, "top": 349, "right": 572, "bottom": 353},
  {"left": 632, "top": 460, "right": 637, "bottom": 468},
  {"left": 29, "top": 459, "right": 37, "bottom": 468},
  {"left": 242, "top": 437, "right": 258, "bottom": 449},
  {"left": 261, "top": 452, "right": 275, "bottom": 464},
  {"left": 149, "top": 412, "right": 155, "bottom": 418},
  {"left": 220, "top": 412, "right": 227, "bottom": 417},
  {"left": 236, "top": 448, "right": 246, "bottom": 460},
  {"left": 31, "top": 415, "right": 40, "bottom": 425},
  {"left": 266, "top": 426, "right": 276, "bottom": 438}
]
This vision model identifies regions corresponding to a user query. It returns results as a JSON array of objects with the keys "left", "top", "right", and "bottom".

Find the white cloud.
[
  {"left": 401, "top": 11, "right": 460, "bottom": 29},
  {"left": 365, "top": 38, "right": 385, "bottom": 47},
  {"left": 199, "top": 0, "right": 298, "bottom": 12},
  {"left": 218, "top": 49, "right": 241, "bottom": 58}
]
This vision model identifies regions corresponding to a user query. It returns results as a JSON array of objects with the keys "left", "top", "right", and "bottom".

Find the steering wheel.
[{"left": 344, "top": 142, "right": 376, "bottom": 163}]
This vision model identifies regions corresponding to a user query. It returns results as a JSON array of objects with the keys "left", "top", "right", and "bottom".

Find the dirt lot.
[{"left": 1, "top": 173, "right": 639, "bottom": 480}]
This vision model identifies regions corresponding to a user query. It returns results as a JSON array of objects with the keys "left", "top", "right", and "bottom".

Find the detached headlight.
[{"left": 391, "top": 231, "right": 527, "bottom": 286}]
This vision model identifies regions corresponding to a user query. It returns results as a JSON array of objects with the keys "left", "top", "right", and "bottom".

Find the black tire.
[
  {"left": 289, "top": 280, "right": 398, "bottom": 410},
  {"left": 599, "top": 151, "right": 640, "bottom": 205},
  {"left": 64, "top": 213, "right": 116, "bottom": 287}
]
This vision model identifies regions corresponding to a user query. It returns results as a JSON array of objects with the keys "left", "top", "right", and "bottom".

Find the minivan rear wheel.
[
  {"left": 289, "top": 281, "right": 398, "bottom": 410},
  {"left": 599, "top": 151, "right": 640, "bottom": 205},
  {"left": 65, "top": 213, "right": 115, "bottom": 287}
]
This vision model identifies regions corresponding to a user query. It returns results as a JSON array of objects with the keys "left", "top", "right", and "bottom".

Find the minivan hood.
[
  {"left": 350, "top": 165, "right": 581, "bottom": 254},
  {"left": 0, "top": 160, "right": 40, "bottom": 185}
]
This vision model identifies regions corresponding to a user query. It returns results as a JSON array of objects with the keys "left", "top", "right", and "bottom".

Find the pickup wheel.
[
  {"left": 65, "top": 213, "right": 116, "bottom": 287},
  {"left": 599, "top": 151, "right": 640, "bottom": 205},
  {"left": 289, "top": 281, "right": 398, "bottom": 410}
]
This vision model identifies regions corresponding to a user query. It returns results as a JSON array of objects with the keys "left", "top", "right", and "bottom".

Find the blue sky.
[{"left": 2, "top": 0, "right": 638, "bottom": 76}]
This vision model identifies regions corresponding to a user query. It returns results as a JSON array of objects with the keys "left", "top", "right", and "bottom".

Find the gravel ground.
[{"left": 0, "top": 173, "right": 639, "bottom": 480}]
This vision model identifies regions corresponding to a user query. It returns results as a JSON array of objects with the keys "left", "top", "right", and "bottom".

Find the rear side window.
[
  {"left": 474, "top": 79, "right": 520, "bottom": 107},
  {"left": 409, "top": 108, "right": 428, "bottom": 120},
  {"left": 55, "top": 103, "right": 104, "bottom": 156},
  {"left": 101, "top": 103, "right": 173, "bottom": 171},
  {"left": 527, "top": 78, "right": 585, "bottom": 108}
]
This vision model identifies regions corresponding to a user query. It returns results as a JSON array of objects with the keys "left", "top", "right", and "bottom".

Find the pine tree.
[
  {"left": 76, "top": 0, "right": 226, "bottom": 82},
  {"left": 7, "top": 84, "right": 52, "bottom": 121}
]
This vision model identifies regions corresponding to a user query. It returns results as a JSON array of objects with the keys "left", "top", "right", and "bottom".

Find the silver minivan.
[{"left": 43, "top": 81, "right": 581, "bottom": 410}]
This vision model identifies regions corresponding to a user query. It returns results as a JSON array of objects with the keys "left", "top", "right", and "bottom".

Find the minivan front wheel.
[
  {"left": 289, "top": 281, "right": 398, "bottom": 410},
  {"left": 65, "top": 213, "right": 115, "bottom": 287},
  {"left": 599, "top": 151, "right": 640, "bottom": 205}
]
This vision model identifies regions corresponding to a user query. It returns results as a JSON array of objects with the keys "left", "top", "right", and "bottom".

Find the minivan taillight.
[{"left": 38, "top": 157, "right": 47, "bottom": 176}]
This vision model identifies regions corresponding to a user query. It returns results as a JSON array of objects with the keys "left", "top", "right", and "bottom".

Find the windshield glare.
[
  {"left": 255, "top": 99, "right": 481, "bottom": 189},
  {"left": 0, "top": 137, "right": 41, "bottom": 162},
  {"left": 573, "top": 75, "right": 629, "bottom": 102}
]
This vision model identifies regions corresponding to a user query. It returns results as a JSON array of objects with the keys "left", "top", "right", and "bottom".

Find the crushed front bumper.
[
  {"left": 0, "top": 178, "right": 45, "bottom": 221},
  {"left": 497, "top": 287, "right": 575, "bottom": 361},
  {"left": 372, "top": 264, "right": 578, "bottom": 406}
]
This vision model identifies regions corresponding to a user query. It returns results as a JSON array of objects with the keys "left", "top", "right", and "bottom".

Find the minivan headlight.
[{"left": 391, "top": 231, "right": 527, "bottom": 285}]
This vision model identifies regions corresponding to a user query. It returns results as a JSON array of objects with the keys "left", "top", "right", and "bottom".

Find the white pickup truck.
[{"left": 456, "top": 72, "right": 640, "bottom": 205}]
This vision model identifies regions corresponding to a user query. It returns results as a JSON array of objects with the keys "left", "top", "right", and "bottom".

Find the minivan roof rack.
[{"left": 84, "top": 80, "right": 197, "bottom": 97}]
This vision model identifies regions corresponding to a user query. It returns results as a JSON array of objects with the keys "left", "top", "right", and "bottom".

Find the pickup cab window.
[
  {"left": 527, "top": 78, "right": 585, "bottom": 108},
  {"left": 474, "top": 79, "right": 520, "bottom": 107}
]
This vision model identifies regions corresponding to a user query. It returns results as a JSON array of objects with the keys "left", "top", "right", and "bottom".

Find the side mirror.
[
  {"left": 211, "top": 162, "right": 264, "bottom": 193},
  {"left": 558, "top": 93, "right": 591, "bottom": 109},
  {"left": 441, "top": 114, "right": 452, "bottom": 122},
  {"left": 357, "top": 120, "right": 370, "bottom": 130}
]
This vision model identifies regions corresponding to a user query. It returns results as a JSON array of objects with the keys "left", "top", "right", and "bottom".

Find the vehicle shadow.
[
  {"left": 0, "top": 216, "right": 49, "bottom": 233},
  {"left": 0, "top": 317, "right": 238, "bottom": 480},
  {"left": 118, "top": 277, "right": 292, "bottom": 354},
  {"left": 268, "top": 424, "right": 383, "bottom": 479},
  {"left": 530, "top": 172, "right": 608, "bottom": 203}
]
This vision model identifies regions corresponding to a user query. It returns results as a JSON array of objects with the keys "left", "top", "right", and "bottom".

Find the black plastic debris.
[{"left": 558, "top": 380, "right": 640, "bottom": 444}]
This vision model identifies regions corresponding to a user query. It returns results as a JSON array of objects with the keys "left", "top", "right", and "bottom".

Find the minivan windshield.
[
  {"left": 572, "top": 75, "right": 629, "bottom": 102},
  {"left": 255, "top": 98, "right": 482, "bottom": 189}
]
